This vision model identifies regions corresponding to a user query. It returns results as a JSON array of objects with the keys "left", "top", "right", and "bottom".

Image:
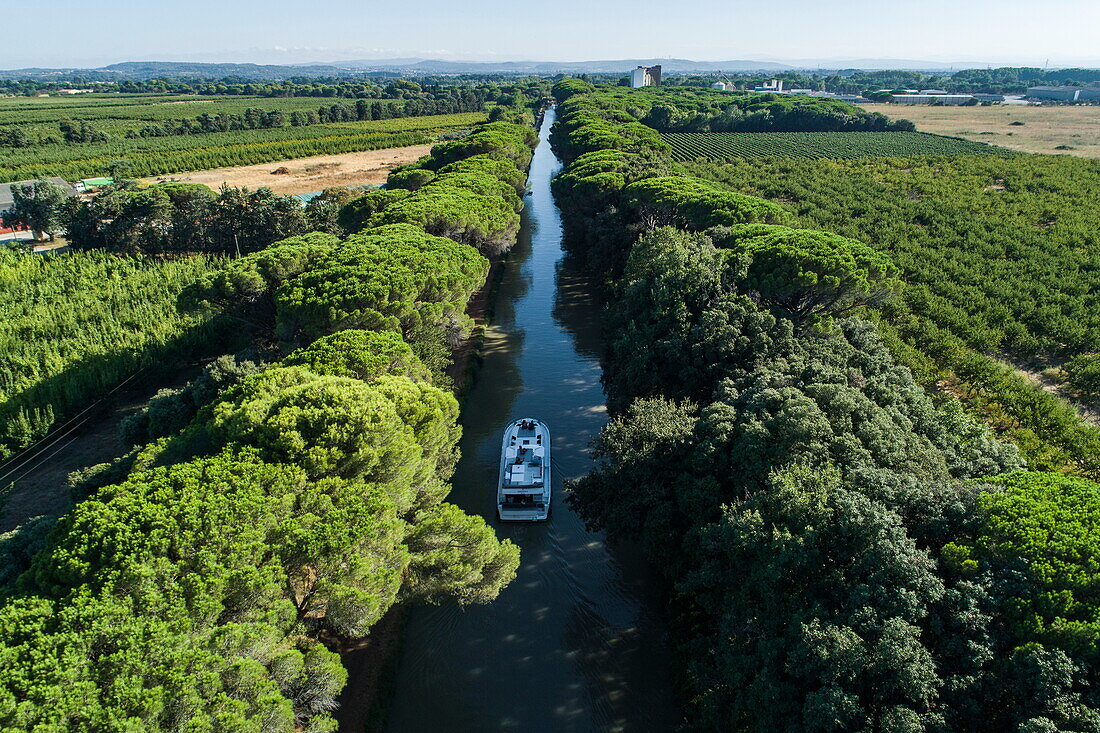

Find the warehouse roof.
[{"left": 0, "top": 177, "right": 76, "bottom": 212}]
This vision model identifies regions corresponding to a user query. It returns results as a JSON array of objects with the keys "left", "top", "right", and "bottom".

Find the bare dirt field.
[
  {"left": 141, "top": 144, "right": 433, "bottom": 195},
  {"left": 864, "top": 103, "right": 1100, "bottom": 157}
]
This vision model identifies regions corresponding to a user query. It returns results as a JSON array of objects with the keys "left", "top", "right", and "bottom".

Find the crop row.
[
  {"left": 0, "top": 112, "right": 485, "bottom": 182},
  {"left": 0, "top": 94, "right": 404, "bottom": 127},
  {"left": 662, "top": 131, "right": 1009, "bottom": 160}
]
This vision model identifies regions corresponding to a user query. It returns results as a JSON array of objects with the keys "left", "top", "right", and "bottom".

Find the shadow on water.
[
  {"left": 382, "top": 108, "right": 679, "bottom": 733},
  {"left": 553, "top": 260, "right": 607, "bottom": 368}
]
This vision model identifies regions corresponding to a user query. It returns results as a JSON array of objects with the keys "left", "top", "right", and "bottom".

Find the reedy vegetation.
[
  {"left": 0, "top": 184, "right": 344, "bottom": 457},
  {"left": 551, "top": 79, "right": 1100, "bottom": 731},
  {"left": 0, "top": 250, "right": 227, "bottom": 459},
  {"left": 0, "top": 108, "right": 541, "bottom": 730}
]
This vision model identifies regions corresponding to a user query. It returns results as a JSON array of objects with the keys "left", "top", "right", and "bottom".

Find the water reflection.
[
  {"left": 382, "top": 108, "right": 679, "bottom": 733},
  {"left": 552, "top": 262, "right": 606, "bottom": 364}
]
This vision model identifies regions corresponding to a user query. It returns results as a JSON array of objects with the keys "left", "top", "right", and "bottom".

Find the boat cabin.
[{"left": 501, "top": 419, "right": 546, "bottom": 509}]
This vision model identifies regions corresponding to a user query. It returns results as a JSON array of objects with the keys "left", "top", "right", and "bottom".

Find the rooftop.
[{"left": 0, "top": 178, "right": 76, "bottom": 211}]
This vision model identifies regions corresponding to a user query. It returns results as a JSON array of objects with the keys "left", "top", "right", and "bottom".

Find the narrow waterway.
[{"left": 383, "top": 109, "right": 680, "bottom": 731}]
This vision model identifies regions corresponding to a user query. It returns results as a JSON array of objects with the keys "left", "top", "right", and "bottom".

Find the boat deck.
[
  {"left": 498, "top": 418, "right": 551, "bottom": 521},
  {"left": 503, "top": 423, "right": 546, "bottom": 490}
]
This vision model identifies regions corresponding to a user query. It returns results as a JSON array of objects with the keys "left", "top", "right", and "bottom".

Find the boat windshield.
[{"left": 501, "top": 493, "right": 544, "bottom": 509}]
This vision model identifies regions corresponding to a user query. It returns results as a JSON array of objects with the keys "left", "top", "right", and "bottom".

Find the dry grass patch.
[
  {"left": 141, "top": 144, "right": 433, "bottom": 195},
  {"left": 864, "top": 103, "right": 1100, "bottom": 157}
]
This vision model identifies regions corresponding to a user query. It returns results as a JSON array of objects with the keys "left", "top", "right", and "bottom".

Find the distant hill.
[
  {"left": 337, "top": 58, "right": 794, "bottom": 73},
  {"left": 783, "top": 58, "right": 982, "bottom": 71},
  {"left": 0, "top": 61, "right": 361, "bottom": 81},
  {"left": 0, "top": 58, "right": 1096, "bottom": 82},
  {"left": 101, "top": 61, "right": 357, "bottom": 79},
  {"left": 0, "top": 57, "right": 792, "bottom": 81}
]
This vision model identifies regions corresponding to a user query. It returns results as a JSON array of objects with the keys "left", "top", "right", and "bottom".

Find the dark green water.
[{"left": 383, "top": 109, "right": 679, "bottom": 731}]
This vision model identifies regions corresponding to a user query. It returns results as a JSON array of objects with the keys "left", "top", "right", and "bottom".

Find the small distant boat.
[{"left": 497, "top": 418, "right": 551, "bottom": 521}]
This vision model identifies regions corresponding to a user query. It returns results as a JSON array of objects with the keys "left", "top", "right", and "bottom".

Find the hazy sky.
[{"left": 7, "top": 0, "right": 1100, "bottom": 68}]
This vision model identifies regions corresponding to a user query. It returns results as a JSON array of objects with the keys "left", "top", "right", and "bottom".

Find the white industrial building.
[
  {"left": 1027, "top": 86, "right": 1100, "bottom": 101},
  {"left": 738, "top": 83, "right": 869, "bottom": 103},
  {"left": 753, "top": 80, "right": 784, "bottom": 93},
  {"left": 818, "top": 92, "right": 871, "bottom": 103},
  {"left": 630, "top": 65, "right": 662, "bottom": 88},
  {"left": 891, "top": 93, "right": 975, "bottom": 105}
]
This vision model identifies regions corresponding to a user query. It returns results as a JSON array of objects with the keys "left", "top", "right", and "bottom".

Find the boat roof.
[{"left": 503, "top": 419, "right": 547, "bottom": 489}]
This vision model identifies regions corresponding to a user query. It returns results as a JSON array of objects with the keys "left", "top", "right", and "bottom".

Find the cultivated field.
[
  {"left": 142, "top": 144, "right": 432, "bottom": 195},
  {"left": 662, "top": 131, "right": 1007, "bottom": 161},
  {"left": 0, "top": 95, "right": 486, "bottom": 182},
  {"left": 0, "top": 94, "right": 402, "bottom": 138},
  {"left": 864, "top": 103, "right": 1100, "bottom": 157}
]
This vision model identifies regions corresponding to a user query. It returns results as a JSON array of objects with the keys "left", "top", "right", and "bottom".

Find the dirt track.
[{"left": 142, "top": 144, "right": 433, "bottom": 195}]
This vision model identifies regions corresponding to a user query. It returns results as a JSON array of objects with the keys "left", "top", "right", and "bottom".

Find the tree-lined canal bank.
[{"left": 380, "top": 107, "right": 680, "bottom": 732}]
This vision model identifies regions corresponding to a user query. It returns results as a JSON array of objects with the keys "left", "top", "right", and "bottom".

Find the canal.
[{"left": 382, "top": 108, "right": 680, "bottom": 731}]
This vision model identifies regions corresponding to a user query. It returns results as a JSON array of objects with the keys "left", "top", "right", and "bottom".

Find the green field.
[
  {"left": 662, "top": 131, "right": 1010, "bottom": 160},
  {"left": 0, "top": 249, "right": 225, "bottom": 457},
  {"left": 0, "top": 111, "right": 486, "bottom": 182},
  {"left": 0, "top": 94, "right": 402, "bottom": 137}
]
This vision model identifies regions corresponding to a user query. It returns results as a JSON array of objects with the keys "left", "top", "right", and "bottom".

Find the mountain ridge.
[{"left": 0, "top": 57, "right": 1095, "bottom": 81}]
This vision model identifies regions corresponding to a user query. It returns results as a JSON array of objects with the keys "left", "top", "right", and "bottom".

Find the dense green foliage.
[
  {"left": 681, "top": 155, "right": 1100, "bottom": 360},
  {"left": 948, "top": 472, "right": 1100, "bottom": 659},
  {"left": 552, "top": 84, "right": 914, "bottom": 133},
  {"left": 337, "top": 120, "right": 537, "bottom": 255},
  {"left": 282, "top": 329, "right": 431, "bottom": 384},
  {"left": 662, "top": 131, "right": 1010, "bottom": 160},
  {"left": 186, "top": 224, "right": 487, "bottom": 359},
  {"left": 1, "top": 372, "right": 518, "bottom": 728},
  {"left": 5, "top": 178, "right": 69, "bottom": 239},
  {"left": 550, "top": 107, "right": 671, "bottom": 164},
  {"left": 683, "top": 155, "right": 1100, "bottom": 475},
  {"left": 0, "top": 88, "right": 492, "bottom": 138},
  {"left": 119, "top": 354, "right": 265, "bottom": 448},
  {"left": 64, "top": 182, "right": 340, "bottom": 256},
  {"left": 569, "top": 226, "right": 1055, "bottom": 732},
  {"left": 370, "top": 186, "right": 521, "bottom": 255},
  {"left": 714, "top": 224, "right": 900, "bottom": 328},
  {"left": 551, "top": 81, "right": 1100, "bottom": 732},
  {"left": 622, "top": 176, "right": 791, "bottom": 229},
  {"left": 0, "top": 107, "right": 538, "bottom": 730},
  {"left": 0, "top": 113, "right": 486, "bottom": 183},
  {"left": 0, "top": 78, "right": 551, "bottom": 183},
  {"left": 0, "top": 249, "right": 225, "bottom": 458},
  {"left": 1063, "top": 354, "right": 1100, "bottom": 404}
]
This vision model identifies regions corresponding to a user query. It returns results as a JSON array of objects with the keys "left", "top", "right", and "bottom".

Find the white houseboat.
[{"left": 497, "top": 418, "right": 551, "bottom": 521}]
